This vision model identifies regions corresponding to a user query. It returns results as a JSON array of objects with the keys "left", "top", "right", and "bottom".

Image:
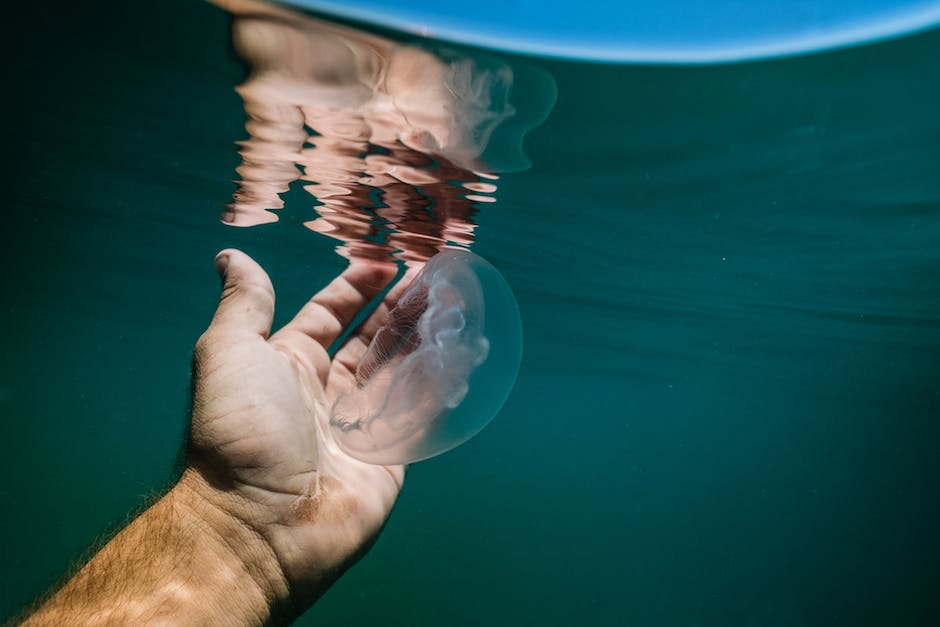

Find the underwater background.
[{"left": 3, "top": 0, "right": 939, "bottom": 625}]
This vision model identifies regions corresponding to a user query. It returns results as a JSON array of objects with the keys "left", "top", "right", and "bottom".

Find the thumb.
[{"left": 210, "top": 248, "right": 275, "bottom": 338}]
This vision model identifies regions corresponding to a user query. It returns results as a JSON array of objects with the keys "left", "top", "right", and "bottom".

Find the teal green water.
[{"left": 3, "top": 1, "right": 939, "bottom": 625}]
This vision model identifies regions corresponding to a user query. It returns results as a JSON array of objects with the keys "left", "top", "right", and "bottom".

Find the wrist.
[
  {"left": 177, "top": 463, "right": 368, "bottom": 614},
  {"left": 173, "top": 469, "right": 296, "bottom": 624}
]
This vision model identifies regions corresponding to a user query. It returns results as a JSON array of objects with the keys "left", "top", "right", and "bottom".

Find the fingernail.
[{"left": 214, "top": 252, "right": 230, "bottom": 277}]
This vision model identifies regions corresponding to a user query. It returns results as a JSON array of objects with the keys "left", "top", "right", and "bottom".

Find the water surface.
[{"left": 2, "top": 1, "right": 939, "bottom": 625}]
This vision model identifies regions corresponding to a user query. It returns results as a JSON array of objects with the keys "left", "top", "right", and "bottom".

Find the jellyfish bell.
[{"left": 329, "top": 249, "right": 523, "bottom": 465}]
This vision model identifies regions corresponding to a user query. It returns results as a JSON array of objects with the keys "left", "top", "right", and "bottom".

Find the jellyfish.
[{"left": 329, "top": 249, "right": 523, "bottom": 465}]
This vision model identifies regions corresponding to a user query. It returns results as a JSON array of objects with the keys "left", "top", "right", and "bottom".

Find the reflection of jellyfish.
[{"left": 329, "top": 249, "right": 522, "bottom": 464}]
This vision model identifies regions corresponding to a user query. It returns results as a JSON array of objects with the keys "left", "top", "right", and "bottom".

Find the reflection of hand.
[
  {"left": 188, "top": 248, "right": 406, "bottom": 607},
  {"left": 215, "top": 0, "right": 505, "bottom": 265}
]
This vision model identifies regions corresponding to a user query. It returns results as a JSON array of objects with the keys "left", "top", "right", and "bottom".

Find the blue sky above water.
[{"left": 282, "top": 0, "right": 940, "bottom": 61}]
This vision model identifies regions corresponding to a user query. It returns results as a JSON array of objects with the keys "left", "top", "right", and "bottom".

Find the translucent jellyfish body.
[{"left": 329, "top": 249, "right": 522, "bottom": 465}]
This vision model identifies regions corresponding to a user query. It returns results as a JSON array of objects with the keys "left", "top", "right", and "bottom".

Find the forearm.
[{"left": 23, "top": 470, "right": 292, "bottom": 626}]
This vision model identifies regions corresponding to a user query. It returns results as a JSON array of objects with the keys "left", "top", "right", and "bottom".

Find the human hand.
[{"left": 183, "top": 248, "right": 408, "bottom": 613}]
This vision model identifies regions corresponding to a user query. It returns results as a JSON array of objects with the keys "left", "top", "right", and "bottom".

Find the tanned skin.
[{"left": 20, "top": 249, "right": 409, "bottom": 625}]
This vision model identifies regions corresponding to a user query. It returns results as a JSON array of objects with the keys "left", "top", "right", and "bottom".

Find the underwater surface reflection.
[
  {"left": 3, "top": 0, "right": 939, "bottom": 625},
  {"left": 218, "top": 0, "right": 554, "bottom": 263}
]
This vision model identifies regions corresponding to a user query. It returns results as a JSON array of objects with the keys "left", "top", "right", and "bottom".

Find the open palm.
[{"left": 187, "top": 248, "right": 410, "bottom": 604}]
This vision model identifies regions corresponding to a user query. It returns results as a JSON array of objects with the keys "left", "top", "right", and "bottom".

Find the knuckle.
[{"left": 230, "top": 280, "right": 274, "bottom": 303}]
